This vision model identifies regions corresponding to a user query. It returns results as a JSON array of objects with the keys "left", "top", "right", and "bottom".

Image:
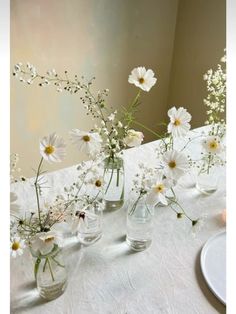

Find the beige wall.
[
  {"left": 168, "top": 0, "right": 226, "bottom": 128},
  {"left": 11, "top": 0, "right": 225, "bottom": 177}
]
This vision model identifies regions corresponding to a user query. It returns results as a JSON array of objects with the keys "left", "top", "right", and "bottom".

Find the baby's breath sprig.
[
  {"left": 203, "top": 51, "right": 226, "bottom": 138},
  {"left": 10, "top": 153, "right": 27, "bottom": 183}
]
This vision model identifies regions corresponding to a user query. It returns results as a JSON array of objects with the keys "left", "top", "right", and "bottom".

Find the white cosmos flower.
[
  {"left": 70, "top": 129, "right": 102, "bottom": 155},
  {"left": 10, "top": 237, "right": 25, "bottom": 258},
  {"left": 146, "top": 172, "right": 173, "bottom": 206},
  {"left": 128, "top": 67, "right": 157, "bottom": 92},
  {"left": 30, "top": 231, "right": 60, "bottom": 255},
  {"left": 123, "top": 129, "right": 144, "bottom": 147},
  {"left": 162, "top": 150, "right": 189, "bottom": 180},
  {"left": 167, "top": 107, "right": 192, "bottom": 137},
  {"left": 40, "top": 133, "right": 66, "bottom": 163},
  {"left": 202, "top": 136, "right": 222, "bottom": 154}
]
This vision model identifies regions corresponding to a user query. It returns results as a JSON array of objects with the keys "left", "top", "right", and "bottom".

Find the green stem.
[
  {"left": 170, "top": 187, "right": 177, "bottom": 200},
  {"left": 132, "top": 120, "right": 168, "bottom": 150},
  {"left": 47, "top": 257, "right": 55, "bottom": 282},
  {"left": 167, "top": 197, "right": 193, "bottom": 222},
  {"left": 34, "top": 157, "right": 44, "bottom": 229},
  {"left": 90, "top": 191, "right": 101, "bottom": 203},
  {"left": 105, "top": 159, "right": 115, "bottom": 194},
  {"left": 129, "top": 193, "right": 143, "bottom": 216},
  {"left": 43, "top": 258, "right": 48, "bottom": 272},
  {"left": 51, "top": 256, "right": 65, "bottom": 268},
  {"left": 207, "top": 154, "right": 212, "bottom": 175},
  {"left": 116, "top": 168, "right": 120, "bottom": 187},
  {"left": 128, "top": 91, "right": 141, "bottom": 111},
  {"left": 133, "top": 120, "right": 163, "bottom": 139},
  {"left": 180, "top": 134, "right": 204, "bottom": 152}
]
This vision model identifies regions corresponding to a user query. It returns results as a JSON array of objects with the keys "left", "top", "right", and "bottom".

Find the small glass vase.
[
  {"left": 103, "top": 156, "right": 125, "bottom": 211},
  {"left": 76, "top": 200, "right": 103, "bottom": 245},
  {"left": 126, "top": 194, "right": 154, "bottom": 251},
  {"left": 195, "top": 167, "right": 219, "bottom": 195},
  {"left": 30, "top": 244, "right": 68, "bottom": 301}
]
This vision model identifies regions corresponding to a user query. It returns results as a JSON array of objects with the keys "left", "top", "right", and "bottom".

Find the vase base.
[
  {"left": 77, "top": 232, "right": 102, "bottom": 246},
  {"left": 126, "top": 236, "right": 152, "bottom": 252},
  {"left": 195, "top": 182, "right": 217, "bottom": 195},
  {"left": 104, "top": 199, "right": 124, "bottom": 211},
  {"left": 38, "top": 278, "right": 67, "bottom": 301}
]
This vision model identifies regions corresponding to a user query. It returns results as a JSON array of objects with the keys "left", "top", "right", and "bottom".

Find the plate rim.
[{"left": 200, "top": 230, "right": 226, "bottom": 305}]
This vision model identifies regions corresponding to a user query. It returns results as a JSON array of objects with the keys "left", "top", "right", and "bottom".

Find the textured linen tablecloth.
[{"left": 11, "top": 127, "right": 226, "bottom": 314}]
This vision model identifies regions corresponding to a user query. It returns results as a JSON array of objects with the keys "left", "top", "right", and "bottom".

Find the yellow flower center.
[
  {"left": 168, "top": 160, "right": 176, "bottom": 169},
  {"left": 44, "top": 145, "right": 55, "bottom": 155},
  {"left": 209, "top": 141, "right": 218, "bottom": 150},
  {"left": 174, "top": 119, "right": 181, "bottom": 126},
  {"left": 83, "top": 135, "right": 90, "bottom": 142},
  {"left": 95, "top": 179, "right": 102, "bottom": 187},
  {"left": 44, "top": 236, "right": 54, "bottom": 243},
  {"left": 12, "top": 242, "right": 20, "bottom": 251},
  {"left": 155, "top": 184, "right": 164, "bottom": 193},
  {"left": 139, "top": 77, "right": 144, "bottom": 84}
]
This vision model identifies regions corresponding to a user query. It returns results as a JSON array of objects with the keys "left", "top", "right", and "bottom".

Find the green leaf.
[{"left": 34, "top": 257, "right": 41, "bottom": 280}]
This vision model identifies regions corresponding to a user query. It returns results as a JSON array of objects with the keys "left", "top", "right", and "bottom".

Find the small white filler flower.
[
  {"left": 70, "top": 129, "right": 102, "bottom": 155},
  {"left": 162, "top": 150, "right": 189, "bottom": 180},
  {"left": 128, "top": 67, "right": 157, "bottom": 92},
  {"left": 123, "top": 129, "right": 144, "bottom": 147},
  {"left": 40, "top": 133, "right": 66, "bottom": 163},
  {"left": 10, "top": 237, "right": 25, "bottom": 258},
  {"left": 167, "top": 107, "right": 192, "bottom": 137}
]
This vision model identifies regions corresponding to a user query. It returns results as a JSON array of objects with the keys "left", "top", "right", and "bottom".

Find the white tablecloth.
[{"left": 11, "top": 127, "right": 226, "bottom": 314}]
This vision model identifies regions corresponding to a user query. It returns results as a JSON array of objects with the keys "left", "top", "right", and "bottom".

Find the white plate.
[{"left": 200, "top": 231, "right": 226, "bottom": 305}]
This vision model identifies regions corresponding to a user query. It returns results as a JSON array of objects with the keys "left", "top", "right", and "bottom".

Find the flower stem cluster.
[{"left": 13, "top": 63, "right": 150, "bottom": 159}]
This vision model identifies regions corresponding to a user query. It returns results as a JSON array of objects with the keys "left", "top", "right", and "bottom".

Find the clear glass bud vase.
[
  {"left": 103, "top": 156, "right": 125, "bottom": 211},
  {"left": 195, "top": 166, "right": 220, "bottom": 195},
  {"left": 30, "top": 244, "right": 68, "bottom": 301},
  {"left": 126, "top": 194, "right": 154, "bottom": 251},
  {"left": 76, "top": 200, "right": 103, "bottom": 245}
]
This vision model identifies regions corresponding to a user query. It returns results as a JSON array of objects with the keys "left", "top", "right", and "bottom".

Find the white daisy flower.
[
  {"left": 10, "top": 237, "right": 25, "bottom": 258},
  {"left": 162, "top": 150, "right": 189, "bottom": 180},
  {"left": 30, "top": 231, "right": 60, "bottom": 255},
  {"left": 128, "top": 67, "right": 157, "bottom": 92},
  {"left": 146, "top": 172, "right": 173, "bottom": 206},
  {"left": 40, "top": 133, "right": 66, "bottom": 163},
  {"left": 70, "top": 129, "right": 102, "bottom": 155},
  {"left": 167, "top": 107, "right": 192, "bottom": 137},
  {"left": 202, "top": 136, "right": 222, "bottom": 154},
  {"left": 123, "top": 129, "right": 144, "bottom": 147},
  {"left": 92, "top": 177, "right": 104, "bottom": 190}
]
